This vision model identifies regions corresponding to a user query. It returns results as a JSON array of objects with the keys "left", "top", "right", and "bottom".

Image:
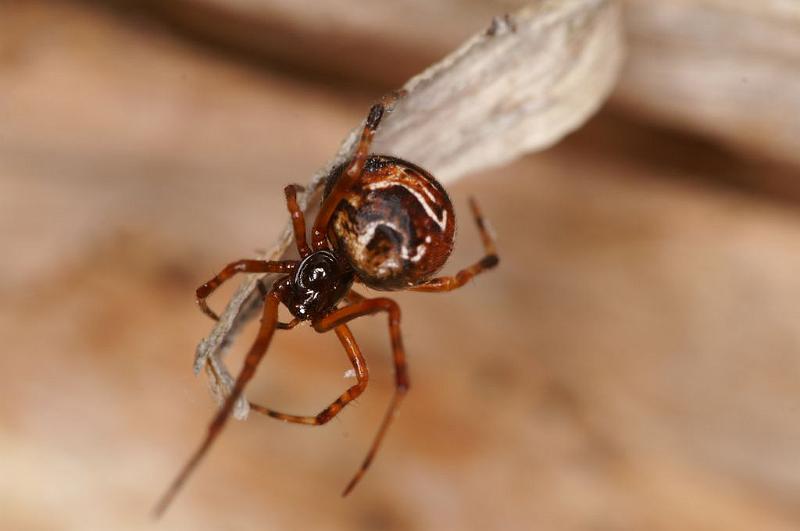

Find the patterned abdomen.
[{"left": 324, "top": 155, "right": 456, "bottom": 290}]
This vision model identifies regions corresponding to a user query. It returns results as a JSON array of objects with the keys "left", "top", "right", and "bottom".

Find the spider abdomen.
[{"left": 325, "top": 155, "right": 456, "bottom": 290}]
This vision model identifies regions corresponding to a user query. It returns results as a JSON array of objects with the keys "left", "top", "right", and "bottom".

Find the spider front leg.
[
  {"left": 154, "top": 288, "right": 283, "bottom": 518},
  {"left": 196, "top": 259, "right": 296, "bottom": 320},
  {"left": 248, "top": 323, "right": 369, "bottom": 424},
  {"left": 313, "top": 295, "right": 408, "bottom": 496},
  {"left": 410, "top": 197, "right": 499, "bottom": 293},
  {"left": 311, "top": 92, "right": 404, "bottom": 250},
  {"left": 284, "top": 184, "right": 311, "bottom": 258}
]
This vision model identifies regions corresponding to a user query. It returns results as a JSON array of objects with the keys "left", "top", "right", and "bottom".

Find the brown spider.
[{"left": 155, "top": 96, "right": 498, "bottom": 516}]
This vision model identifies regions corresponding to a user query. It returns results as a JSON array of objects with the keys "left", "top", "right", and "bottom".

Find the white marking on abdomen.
[{"left": 367, "top": 180, "right": 447, "bottom": 230}]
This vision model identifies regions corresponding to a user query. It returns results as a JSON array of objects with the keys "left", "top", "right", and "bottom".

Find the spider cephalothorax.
[
  {"left": 156, "top": 93, "right": 498, "bottom": 517},
  {"left": 283, "top": 249, "right": 354, "bottom": 319}
]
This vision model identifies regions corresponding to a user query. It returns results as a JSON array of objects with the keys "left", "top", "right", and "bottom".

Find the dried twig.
[{"left": 194, "top": 0, "right": 624, "bottom": 419}]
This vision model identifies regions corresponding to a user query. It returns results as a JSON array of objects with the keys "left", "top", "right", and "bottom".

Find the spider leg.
[
  {"left": 196, "top": 260, "right": 296, "bottom": 320},
  {"left": 313, "top": 296, "right": 408, "bottom": 496},
  {"left": 276, "top": 317, "right": 301, "bottom": 330},
  {"left": 410, "top": 197, "right": 499, "bottom": 292},
  {"left": 248, "top": 323, "right": 369, "bottom": 424},
  {"left": 311, "top": 102, "right": 386, "bottom": 250},
  {"left": 345, "top": 289, "right": 366, "bottom": 303},
  {"left": 284, "top": 184, "right": 311, "bottom": 258},
  {"left": 154, "top": 289, "right": 282, "bottom": 518}
]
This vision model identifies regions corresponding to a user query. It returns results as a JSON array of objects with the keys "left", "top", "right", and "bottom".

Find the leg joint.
[{"left": 480, "top": 254, "right": 499, "bottom": 269}]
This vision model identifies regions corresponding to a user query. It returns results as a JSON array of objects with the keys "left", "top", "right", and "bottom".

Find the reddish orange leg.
[
  {"left": 196, "top": 260, "right": 296, "bottom": 320},
  {"left": 345, "top": 289, "right": 366, "bottom": 303},
  {"left": 311, "top": 91, "right": 405, "bottom": 249},
  {"left": 410, "top": 197, "right": 499, "bottom": 293},
  {"left": 284, "top": 184, "right": 311, "bottom": 258},
  {"left": 154, "top": 289, "right": 283, "bottom": 518},
  {"left": 255, "top": 281, "right": 300, "bottom": 330},
  {"left": 276, "top": 317, "right": 301, "bottom": 330},
  {"left": 313, "top": 296, "right": 407, "bottom": 496},
  {"left": 249, "top": 323, "right": 368, "bottom": 424},
  {"left": 312, "top": 104, "right": 387, "bottom": 249}
]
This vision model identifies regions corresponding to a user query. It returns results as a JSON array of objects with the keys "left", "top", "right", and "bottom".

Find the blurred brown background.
[{"left": 3, "top": 1, "right": 800, "bottom": 530}]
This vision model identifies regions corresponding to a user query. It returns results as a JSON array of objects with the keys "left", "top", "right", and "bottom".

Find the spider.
[{"left": 155, "top": 95, "right": 498, "bottom": 516}]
